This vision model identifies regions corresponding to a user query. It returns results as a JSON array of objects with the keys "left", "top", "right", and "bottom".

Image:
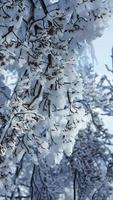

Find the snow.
[
  {"left": 3, "top": 69, "right": 18, "bottom": 94},
  {"left": 50, "top": 0, "right": 59, "bottom": 3},
  {"left": 0, "top": 0, "right": 113, "bottom": 199}
]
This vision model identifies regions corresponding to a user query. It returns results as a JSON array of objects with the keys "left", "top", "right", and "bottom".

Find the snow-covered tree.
[
  {"left": 0, "top": 0, "right": 113, "bottom": 199},
  {"left": 71, "top": 122, "right": 113, "bottom": 200}
]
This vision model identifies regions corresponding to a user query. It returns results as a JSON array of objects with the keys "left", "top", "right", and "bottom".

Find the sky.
[
  {"left": 93, "top": 23, "right": 113, "bottom": 134},
  {"left": 93, "top": 23, "right": 113, "bottom": 76}
]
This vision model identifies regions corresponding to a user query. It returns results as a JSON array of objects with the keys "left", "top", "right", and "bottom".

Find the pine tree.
[{"left": 0, "top": 0, "right": 113, "bottom": 199}]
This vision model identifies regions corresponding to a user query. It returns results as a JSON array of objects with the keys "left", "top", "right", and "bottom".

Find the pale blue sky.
[
  {"left": 93, "top": 24, "right": 113, "bottom": 134},
  {"left": 93, "top": 23, "right": 113, "bottom": 75}
]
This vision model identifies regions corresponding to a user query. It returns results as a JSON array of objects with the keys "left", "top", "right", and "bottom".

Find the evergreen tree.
[{"left": 0, "top": 0, "right": 113, "bottom": 199}]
